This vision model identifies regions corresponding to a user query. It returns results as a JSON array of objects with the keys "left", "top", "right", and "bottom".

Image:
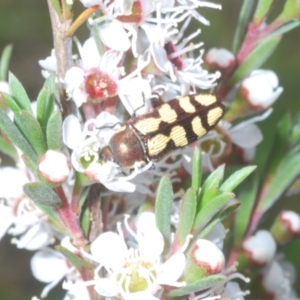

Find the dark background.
[{"left": 0, "top": 1, "right": 299, "bottom": 299}]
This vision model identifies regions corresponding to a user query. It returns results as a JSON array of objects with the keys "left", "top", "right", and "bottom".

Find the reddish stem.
[{"left": 55, "top": 186, "right": 86, "bottom": 248}]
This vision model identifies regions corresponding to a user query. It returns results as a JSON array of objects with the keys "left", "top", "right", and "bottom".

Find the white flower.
[
  {"left": 0, "top": 167, "right": 56, "bottom": 249},
  {"left": 85, "top": 213, "right": 188, "bottom": 299},
  {"left": 31, "top": 248, "right": 70, "bottom": 298},
  {"left": 65, "top": 37, "right": 122, "bottom": 107},
  {"left": 242, "top": 230, "right": 277, "bottom": 265},
  {"left": 241, "top": 69, "right": 283, "bottom": 109},
  {"left": 261, "top": 258, "right": 299, "bottom": 300},
  {"left": 38, "top": 49, "right": 57, "bottom": 78}
]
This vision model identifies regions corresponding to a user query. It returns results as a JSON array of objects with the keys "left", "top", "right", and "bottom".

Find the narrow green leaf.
[
  {"left": 23, "top": 182, "right": 61, "bottom": 206},
  {"left": 275, "top": 0, "right": 300, "bottom": 22},
  {"left": 155, "top": 176, "right": 173, "bottom": 248},
  {"left": 234, "top": 174, "right": 258, "bottom": 244},
  {"left": 9, "top": 73, "right": 33, "bottom": 114},
  {"left": 200, "top": 164, "right": 224, "bottom": 200},
  {"left": 46, "top": 110, "right": 62, "bottom": 150},
  {"left": 91, "top": 22, "right": 105, "bottom": 56},
  {"left": 220, "top": 166, "right": 256, "bottom": 192},
  {"left": 15, "top": 110, "right": 47, "bottom": 157},
  {"left": 193, "top": 192, "right": 234, "bottom": 234},
  {"left": 267, "top": 19, "right": 300, "bottom": 40},
  {"left": 33, "top": 202, "right": 62, "bottom": 229},
  {"left": 232, "top": 0, "right": 255, "bottom": 54},
  {"left": 0, "top": 134, "right": 18, "bottom": 160},
  {"left": 231, "top": 36, "right": 281, "bottom": 84},
  {"left": 0, "top": 44, "right": 13, "bottom": 80},
  {"left": 56, "top": 245, "right": 94, "bottom": 270},
  {"left": 253, "top": 0, "right": 274, "bottom": 23},
  {"left": 192, "top": 148, "right": 202, "bottom": 197},
  {"left": 81, "top": 207, "right": 90, "bottom": 238},
  {"left": 1, "top": 92, "right": 21, "bottom": 115},
  {"left": 258, "top": 150, "right": 300, "bottom": 213},
  {"left": 168, "top": 274, "right": 226, "bottom": 297},
  {"left": 0, "top": 110, "right": 37, "bottom": 163},
  {"left": 173, "top": 188, "right": 196, "bottom": 248},
  {"left": 50, "top": 0, "right": 63, "bottom": 20},
  {"left": 199, "top": 187, "right": 219, "bottom": 208},
  {"left": 37, "top": 74, "right": 55, "bottom": 133}
]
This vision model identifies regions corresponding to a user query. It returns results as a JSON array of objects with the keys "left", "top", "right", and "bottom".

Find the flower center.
[
  {"left": 84, "top": 68, "right": 118, "bottom": 102},
  {"left": 116, "top": 260, "right": 157, "bottom": 293},
  {"left": 80, "top": 144, "right": 99, "bottom": 169}
]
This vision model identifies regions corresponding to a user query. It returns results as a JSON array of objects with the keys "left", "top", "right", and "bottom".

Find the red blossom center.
[
  {"left": 84, "top": 68, "right": 118, "bottom": 102},
  {"left": 117, "top": 1, "right": 143, "bottom": 24}
]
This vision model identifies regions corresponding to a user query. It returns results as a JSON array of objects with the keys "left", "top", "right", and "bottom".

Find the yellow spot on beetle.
[
  {"left": 148, "top": 134, "right": 170, "bottom": 156},
  {"left": 207, "top": 107, "right": 224, "bottom": 126},
  {"left": 170, "top": 126, "right": 188, "bottom": 147},
  {"left": 158, "top": 104, "right": 177, "bottom": 123},
  {"left": 191, "top": 116, "right": 207, "bottom": 137},
  {"left": 179, "top": 96, "right": 196, "bottom": 113},
  {"left": 195, "top": 94, "right": 217, "bottom": 106},
  {"left": 133, "top": 118, "right": 161, "bottom": 135}
]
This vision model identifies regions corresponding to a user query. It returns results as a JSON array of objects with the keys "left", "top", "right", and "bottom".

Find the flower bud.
[
  {"left": 38, "top": 150, "right": 70, "bottom": 184},
  {"left": 240, "top": 70, "right": 283, "bottom": 110},
  {"left": 242, "top": 230, "right": 276, "bottom": 266},
  {"left": 0, "top": 81, "right": 10, "bottom": 110},
  {"left": 205, "top": 48, "right": 236, "bottom": 70},
  {"left": 184, "top": 239, "right": 225, "bottom": 283},
  {"left": 271, "top": 210, "right": 300, "bottom": 245}
]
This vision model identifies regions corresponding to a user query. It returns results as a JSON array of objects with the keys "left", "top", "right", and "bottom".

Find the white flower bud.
[
  {"left": 242, "top": 230, "right": 276, "bottom": 265},
  {"left": 185, "top": 239, "right": 225, "bottom": 282},
  {"left": 240, "top": 70, "right": 283, "bottom": 109},
  {"left": 205, "top": 48, "right": 236, "bottom": 69},
  {"left": 0, "top": 81, "right": 9, "bottom": 94},
  {"left": 271, "top": 210, "right": 300, "bottom": 244},
  {"left": 38, "top": 150, "right": 70, "bottom": 184}
]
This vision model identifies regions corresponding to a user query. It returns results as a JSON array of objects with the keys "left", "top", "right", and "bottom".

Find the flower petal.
[{"left": 90, "top": 232, "right": 128, "bottom": 269}]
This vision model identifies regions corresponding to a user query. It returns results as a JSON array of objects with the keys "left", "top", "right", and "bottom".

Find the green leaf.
[
  {"left": 81, "top": 207, "right": 90, "bottom": 238},
  {"left": 192, "top": 148, "right": 202, "bottom": 197},
  {"left": 200, "top": 164, "right": 225, "bottom": 197},
  {"left": 257, "top": 149, "right": 300, "bottom": 213},
  {"left": 46, "top": 110, "right": 62, "bottom": 150},
  {"left": 231, "top": 36, "right": 281, "bottom": 84},
  {"left": 267, "top": 19, "right": 300, "bottom": 40},
  {"left": 168, "top": 274, "right": 226, "bottom": 297},
  {"left": 8, "top": 73, "right": 33, "bottom": 114},
  {"left": 275, "top": 0, "right": 300, "bottom": 22},
  {"left": 234, "top": 174, "right": 259, "bottom": 244},
  {"left": 50, "top": 0, "right": 63, "bottom": 20},
  {"left": 56, "top": 245, "right": 94, "bottom": 270},
  {"left": 232, "top": 0, "right": 255, "bottom": 54},
  {"left": 253, "top": 0, "right": 274, "bottom": 23},
  {"left": 155, "top": 176, "right": 173, "bottom": 248},
  {"left": 173, "top": 188, "right": 196, "bottom": 249},
  {"left": 199, "top": 187, "right": 219, "bottom": 209},
  {"left": 36, "top": 74, "right": 55, "bottom": 134},
  {"left": 193, "top": 192, "right": 234, "bottom": 234},
  {"left": 91, "top": 23, "right": 105, "bottom": 56},
  {"left": 0, "top": 134, "right": 18, "bottom": 160},
  {"left": 0, "top": 110, "right": 37, "bottom": 163},
  {"left": 23, "top": 182, "right": 62, "bottom": 206},
  {"left": 0, "top": 44, "right": 13, "bottom": 81},
  {"left": 220, "top": 166, "right": 256, "bottom": 192},
  {"left": 1, "top": 92, "right": 22, "bottom": 115},
  {"left": 15, "top": 110, "right": 47, "bottom": 157}
]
